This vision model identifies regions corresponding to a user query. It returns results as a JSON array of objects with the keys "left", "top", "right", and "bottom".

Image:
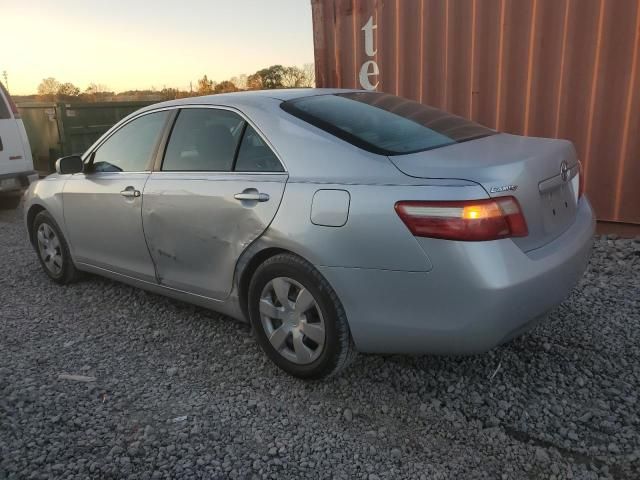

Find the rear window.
[
  {"left": 281, "top": 92, "right": 495, "bottom": 156},
  {"left": 0, "top": 82, "right": 11, "bottom": 120}
]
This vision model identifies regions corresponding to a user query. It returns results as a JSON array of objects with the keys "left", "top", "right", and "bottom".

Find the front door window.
[{"left": 91, "top": 111, "right": 169, "bottom": 172}]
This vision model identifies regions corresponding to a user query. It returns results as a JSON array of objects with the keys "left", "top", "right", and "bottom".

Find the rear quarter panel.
[{"left": 257, "top": 180, "right": 489, "bottom": 272}]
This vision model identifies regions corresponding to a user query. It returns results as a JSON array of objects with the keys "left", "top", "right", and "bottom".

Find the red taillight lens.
[{"left": 395, "top": 196, "right": 528, "bottom": 241}]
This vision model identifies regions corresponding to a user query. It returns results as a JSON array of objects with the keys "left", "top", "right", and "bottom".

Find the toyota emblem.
[{"left": 560, "top": 161, "right": 570, "bottom": 182}]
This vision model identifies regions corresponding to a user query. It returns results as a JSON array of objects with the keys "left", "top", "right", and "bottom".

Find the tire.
[
  {"left": 32, "top": 210, "right": 80, "bottom": 284},
  {"left": 248, "top": 253, "right": 357, "bottom": 379},
  {"left": 0, "top": 195, "right": 21, "bottom": 210}
]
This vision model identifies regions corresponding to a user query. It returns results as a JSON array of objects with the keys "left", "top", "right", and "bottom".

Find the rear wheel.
[
  {"left": 32, "top": 211, "right": 80, "bottom": 284},
  {"left": 248, "top": 253, "right": 356, "bottom": 379}
]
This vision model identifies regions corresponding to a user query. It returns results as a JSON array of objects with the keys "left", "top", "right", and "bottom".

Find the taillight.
[{"left": 395, "top": 196, "right": 528, "bottom": 241}]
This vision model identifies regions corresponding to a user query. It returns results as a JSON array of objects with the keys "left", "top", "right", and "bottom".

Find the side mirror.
[{"left": 55, "top": 155, "right": 84, "bottom": 175}]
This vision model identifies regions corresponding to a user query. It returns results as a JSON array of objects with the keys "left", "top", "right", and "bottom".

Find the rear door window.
[
  {"left": 281, "top": 92, "right": 496, "bottom": 156},
  {"left": 234, "top": 125, "right": 284, "bottom": 172},
  {"left": 162, "top": 109, "right": 245, "bottom": 171}
]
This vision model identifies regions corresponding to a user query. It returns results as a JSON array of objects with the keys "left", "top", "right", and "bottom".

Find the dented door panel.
[{"left": 141, "top": 172, "right": 287, "bottom": 300}]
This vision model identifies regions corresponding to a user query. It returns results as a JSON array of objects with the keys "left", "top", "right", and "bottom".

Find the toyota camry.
[{"left": 23, "top": 89, "right": 595, "bottom": 378}]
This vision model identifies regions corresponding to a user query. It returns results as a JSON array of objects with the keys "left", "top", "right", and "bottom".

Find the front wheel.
[
  {"left": 32, "top": 210, "right": 80, "bottom": 284},
  {"left": 248, "top": 253, "right": 356, "bottom": 379}
]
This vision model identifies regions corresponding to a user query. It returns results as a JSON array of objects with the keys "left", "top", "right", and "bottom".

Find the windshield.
[{"left": 281, "top": 92, "right": 496, "bottom": 156}]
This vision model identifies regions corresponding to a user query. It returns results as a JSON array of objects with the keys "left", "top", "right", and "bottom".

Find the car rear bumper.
[
  {"left": 0, "top": 170, "right": 38, "bottom": 195},
  {"left": 319, "top": 197, "right": 595, "bottom": 355}
]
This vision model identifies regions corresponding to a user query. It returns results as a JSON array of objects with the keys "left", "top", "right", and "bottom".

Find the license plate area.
[{"left": 541, "top": 183, "right": 576, "bottom": 232}]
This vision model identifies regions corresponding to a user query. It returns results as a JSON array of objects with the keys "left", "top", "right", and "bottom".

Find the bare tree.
[
  {"left": 246, "top": 65, "right": 285, "bottom": 90},
  {"left": 85, "top": 83, "right": 110, "bottom": 95},
  {"left": 214, "top": 81, "right": 238, "bottom": 94},
  {"left": 83, "top": 83, "right": 112, "bottom": 102},
  {"left": 281, "top": 66, "right": 307, "bottom": 88},
  {"left": 230, "top": 74, "right": 247, "bottom": 90},
  {"left": 302, "top": 63, "right": 316, "bottom": 88},
  {"left": 57, "top": 82, "right": 80, "bottom": 98},
  {"left": 246, "top": 72, "right": 263, "bottom": 90},
  {"left": 197, "top": 75, "right": 214, "bottom": 95},
  {"left": 37, "top": 77, "right": 61, "bottom": 99}
]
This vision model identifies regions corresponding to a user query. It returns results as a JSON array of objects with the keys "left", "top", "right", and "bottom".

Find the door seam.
[{"left": 139, "top": 172, "right": 162, "bottom": 284}]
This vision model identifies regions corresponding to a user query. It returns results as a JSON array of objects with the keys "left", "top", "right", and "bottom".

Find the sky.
[{"left": 1, "top": 0, "right": 315, "bottom": 95}]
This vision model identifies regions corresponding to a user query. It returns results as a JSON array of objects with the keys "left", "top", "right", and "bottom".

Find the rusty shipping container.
[{"left": 311, "top": 0, "right": 640, "bottom": 225}]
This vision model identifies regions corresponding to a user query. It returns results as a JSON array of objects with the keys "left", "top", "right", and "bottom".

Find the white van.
[{"left": 0, "top": 82, "right": 37, "bottom": 209}]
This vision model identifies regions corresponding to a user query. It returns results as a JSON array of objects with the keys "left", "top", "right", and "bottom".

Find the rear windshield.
[
  {"left": 281, "top": 92, "right": 495, "bottom": 156},
  {"left": 0, "top": 82, "right": 11, "bottom": 120}
]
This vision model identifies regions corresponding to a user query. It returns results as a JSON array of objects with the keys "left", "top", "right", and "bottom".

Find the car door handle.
[
  {"left": 120, "top": 188, "right": 141, "bottom": 198},
  {"left": 234, "top": 192, "right": 269, "bottom": 202}
]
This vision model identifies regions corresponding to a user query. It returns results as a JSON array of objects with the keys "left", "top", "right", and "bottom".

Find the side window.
[
  {"left": 92, "top": 111, "right": 169, "bottom": 173},
  {"left": 0, "top": 83, "right": 11, "bottom": 120},
  {"left": 235, "top": 125, "right": 284, "bottom": 172},
  {"left": 162, "top": 109, "right": 244, "bottom": 171}
]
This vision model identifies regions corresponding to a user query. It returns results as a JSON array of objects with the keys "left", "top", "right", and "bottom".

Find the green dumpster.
[{"left": 17, "top": 101, "right": 157, "bottom": 175}]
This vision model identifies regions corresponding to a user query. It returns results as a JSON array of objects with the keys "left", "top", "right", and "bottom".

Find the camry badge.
[{"left": 490, "top": 185, "right": 518, "bottom": 193}]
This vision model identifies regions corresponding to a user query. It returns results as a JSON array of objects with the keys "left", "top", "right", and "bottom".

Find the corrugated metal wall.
[{"left": 312, "top": 0, "right": 640, "bottom": 225}]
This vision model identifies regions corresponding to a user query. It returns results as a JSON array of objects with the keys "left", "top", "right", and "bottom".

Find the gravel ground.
[{"left": 1, "top": 204, "right": 639, "bottom": 480}]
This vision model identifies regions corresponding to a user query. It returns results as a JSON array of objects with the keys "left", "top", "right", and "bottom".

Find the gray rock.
[
  {"left": 0, "top": 208, "right": 638, "bottom": 479},
  {"left": 535, "top": 447, "right": 550, "bottom": 464},
  {"left": 579, "top": 411, "right": 593, "bottom": 422},
  {"left": 343, "top": 408, "right": 353, "bottom": 422},
  {"left": 57, "top": 374, "right": 96, "bottom": 382},
  {"left": 127, "top": 441, "right": 141, "bottom": 456}
]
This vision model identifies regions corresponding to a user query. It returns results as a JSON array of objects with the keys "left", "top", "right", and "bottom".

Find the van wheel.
[
  {"left": 248, "top": 253, "right": 357, "bottom": 379},
  {"left": 32, "top": 211, "right": 80, "bottom": 284}
]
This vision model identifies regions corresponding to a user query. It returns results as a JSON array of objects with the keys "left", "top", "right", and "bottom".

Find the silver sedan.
[{"left": 23, "top": 89, "right": 595, "bottom": 378}]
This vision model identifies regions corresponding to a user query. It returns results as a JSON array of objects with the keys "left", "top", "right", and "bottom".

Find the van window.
[
  {"left": 0, "top": 82, "right": 11, "bottom": 120},
  {"left": 281, "top": 92, "right": 496, "bottom": 156}
]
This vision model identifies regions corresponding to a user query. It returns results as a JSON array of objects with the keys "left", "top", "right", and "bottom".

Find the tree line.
[{"left": 27, "top": 64, "right": 315, "bottom": 103}]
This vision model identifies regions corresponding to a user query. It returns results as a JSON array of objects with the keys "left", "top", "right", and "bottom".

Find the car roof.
[{"left": 141, "top": 88, "right": 363, "bottom": 111}]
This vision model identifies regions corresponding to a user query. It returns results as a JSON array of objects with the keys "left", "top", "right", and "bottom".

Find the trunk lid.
[{"left": 388, "top": 133, "right": 581, "bottom": 251}]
